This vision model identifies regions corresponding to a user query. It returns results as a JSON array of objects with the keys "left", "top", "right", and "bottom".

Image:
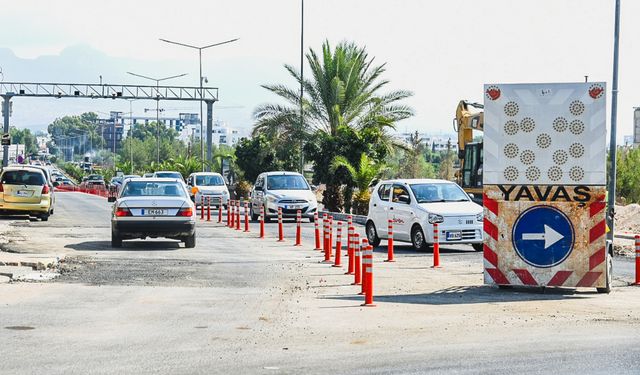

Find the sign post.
[{"left": 483, "top": 82, "right": 609, "bottom": 291}]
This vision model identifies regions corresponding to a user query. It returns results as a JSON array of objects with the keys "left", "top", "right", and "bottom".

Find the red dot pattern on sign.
[
  {"left": 589, "top": 84, "right": 604, "bottom": 99},
  {"left": 486, "top": 86, "right": 501, "bottom": 100}
]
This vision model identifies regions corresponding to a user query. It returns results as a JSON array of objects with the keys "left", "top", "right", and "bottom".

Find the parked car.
[
  {"left": 152, "top": 171, "right": 184, "bottom": 181},
  {"left": 109, "top": 178, "right": 196, "bottom": 248},
  {"left": 366, "top": 179, "right": 483, "bottom": 251},
  {"left": 186, "top": 172, "right": 229, "bottom": 208},
  {"left": 80, "top": 174, "right": 106, "bottom": 190},
  {"left": 249, "top": 171, "right": 318, "bottom": 222},
  {"left": 12, "top": 164, "right": 56, "bottom": 210},
  {"left": 0, "top": 166, "right": 54, "bottom": 221}
]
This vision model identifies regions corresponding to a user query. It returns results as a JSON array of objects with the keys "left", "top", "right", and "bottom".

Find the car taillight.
[
  {"left": 115, "top": 207, "right": 132, "bottom": 217},
  {"left": 42, "top": 184, "right": 50, "bottom": 194},
  {"left": 176, "top": 207, "right": 193, "bottom": 217}
]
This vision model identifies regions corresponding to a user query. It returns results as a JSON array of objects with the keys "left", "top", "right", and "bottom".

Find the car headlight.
[
  {"left": 476, "top": 213, "right": 483, "bottom": 222},
  {"left": 428, "top": 213, "right": 444, "bottom": 224},
  {"left": 266, "top": 194, "right": 278, "bottom": 203},
  {"left": 222, "top": 190, "right": 229, "bottom": 195}
]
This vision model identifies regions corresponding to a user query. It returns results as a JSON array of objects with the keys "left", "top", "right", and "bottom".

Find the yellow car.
[{"left": 0, "top": 166, "right": 53, "bottom": 221}]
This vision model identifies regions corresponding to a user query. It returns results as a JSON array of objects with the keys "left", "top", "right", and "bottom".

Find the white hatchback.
[
  {"left": 366, "top": 179, "right": 483, "bottom": 251},
  {"left": 186, "top": 172, "right": 229, "bottom": 208}
]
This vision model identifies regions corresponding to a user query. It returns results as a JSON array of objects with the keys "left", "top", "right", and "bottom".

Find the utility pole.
[
  {"left": 1, "top": 94, "right": 13, "bottom": 167},
  {"left": 607, "top": 0, "right": 621, "bottom": 240}
]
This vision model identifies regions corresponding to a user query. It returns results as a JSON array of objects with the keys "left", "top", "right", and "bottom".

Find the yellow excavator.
[{"left": 453, "top": 100, "right": 484, "bottom": 204}]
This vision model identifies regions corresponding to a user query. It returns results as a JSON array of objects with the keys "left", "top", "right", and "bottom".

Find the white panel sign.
[{"left": 483, "top": 82, "right": 606, "bottom": 186}]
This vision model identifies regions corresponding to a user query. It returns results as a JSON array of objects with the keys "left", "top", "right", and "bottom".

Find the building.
[{"left": 179, "top": 120, "right": 246, "bottom": 147}]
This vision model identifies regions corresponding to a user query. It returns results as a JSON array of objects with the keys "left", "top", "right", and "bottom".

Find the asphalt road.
[{"left": 1, "top": 192, "right": 639, "bottom": 374}]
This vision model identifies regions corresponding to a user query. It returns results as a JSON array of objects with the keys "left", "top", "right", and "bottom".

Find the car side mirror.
[
  {"left": 398, "top": 195, "right": 410, "bottom": 204},
  {"left": 311, "top": 185, "right": 317, "bottom": 192},
  {"left": 468, "top": 193, "right": 475, "bottom": 199},
  {"left": 107, "top": 196, "right": 116, "bottom": 203}
]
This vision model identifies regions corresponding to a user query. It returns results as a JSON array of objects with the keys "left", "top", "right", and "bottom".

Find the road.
[{"left": 1, "top": 192, "right": 639, "bottom": 374}]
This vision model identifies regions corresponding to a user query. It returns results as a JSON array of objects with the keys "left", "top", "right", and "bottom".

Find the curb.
[{"left": 319, "top": 211, "right": 367, "bottom": 226}]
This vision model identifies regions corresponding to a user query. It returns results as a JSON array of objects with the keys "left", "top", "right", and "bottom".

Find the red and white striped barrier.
[
  {"left": 385, "top": 219, "right": 395, "bottom": 262},
  {"left": 352, "top": 233, "right": 361, "bottom": 286},
  {"left": 277, "top": 207, "right": 284, "bottom": 242},
  {"left": 229, "top": 200, "right": 235, "bottom": 228},
  {"left": 227, "top": 200, "right": 232, "bottom": 227},
  {"left": 432, "top": 222, "right": 440, "bottom": 268},
  {"left": 217, "top": 200, "right": 222, "bottom": 223},
  {"left": 295, "top": 210, "right": 302, "bottom": 246},
  {"left": 332, "top": 221, "right": 342, "bottom": 268},
  {"left": 359, "top": 238, "right": 369, "bottom": 295},
  {"left": 200, "top": 196, "right": 205, "bottom": 220},
  {"left": 346, "top": 226, "right": 355, "bottom": 275},
  {"left": 235, "top": 201, "right": 241, "bottom": 231},
  {"left": 314, "top": 212, "right": 321, "bottom": 250},
  {"left": 635, "top": 235, "right": 640, "bottom": 286},
  {"left": 361, "top": 244, "right": 375, "bottom": 307},
  {"left": 322, "top": 214, "right": 329, "bottom": 253},
  {"left": 244, "top": 201, "right": 250, "bottom": 232},
  {"left": 206, "top": 197, "right": 211, "bottom": 222},
  {"left": 259, "top": 205, "right": 265, "bottom": 239}
]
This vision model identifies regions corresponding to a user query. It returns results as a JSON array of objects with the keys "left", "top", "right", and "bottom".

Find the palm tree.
[
  {"left": 253, "top": 40, "right": 413, "bottom": 211},
  {"left": 331, "top": 153, "right": 385, "bottom": 215}
]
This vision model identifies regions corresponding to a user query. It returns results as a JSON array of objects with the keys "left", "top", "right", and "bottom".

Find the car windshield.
[
  {"left": 410, "top": 183, "right": 469, "bottom": 203},
  {"left": 2, "top": 170, "right": 45, "bottom": 185},
  {"left": 266, "top": 175, "right": 309, "bottom": 190},
  {"left": 195, "top": 175, "right": 224, "bottom": 186},
  {"left": 121, "top": 181, "right": 186, "bottom": 198},
  {"left": 155, "top": 172, "right": 182, "bottom": 180}
]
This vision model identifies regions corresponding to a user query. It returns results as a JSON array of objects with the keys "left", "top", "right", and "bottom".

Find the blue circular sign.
[{"left": 512, "top": 205, "right": 574, "bottom": 268}]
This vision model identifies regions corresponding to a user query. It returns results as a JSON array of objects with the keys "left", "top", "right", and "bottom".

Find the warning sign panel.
[{"left": 483, "top": 82, "right": 607, "bottom": 289}]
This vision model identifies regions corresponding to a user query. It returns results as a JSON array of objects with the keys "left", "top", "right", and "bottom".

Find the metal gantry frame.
[{"left": 0, "top": 81, "right": 219, "bottom": 167}]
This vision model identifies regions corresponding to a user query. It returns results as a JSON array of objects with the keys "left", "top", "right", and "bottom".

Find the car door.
[
  {"left": 390, "top": 184, "right": 413, "bottom": 241},
  {"left": 251, "top": 175, "right": 265, "bottom": 212},
  {"left": 372, "top": 183, "right": 392, "bottom": 238}
]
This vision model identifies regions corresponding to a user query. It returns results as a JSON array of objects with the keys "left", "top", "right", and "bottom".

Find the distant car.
[
  {"left": 0, "top": 166, "right": 53, "bottom": 221},
  {"left": 81, "top": 174, "right": 106, "bottom": 190},
  {"left": 249, "top": 171, "right": 318, "bottom": 222},
  {"left": 109, "top": 178, "right": 196, "bottom": 248},
  {"left": 186, "top": 172, "right": 229, "bottom": 208},
  {"left": 152, "top": 171, "right": 184, "bottom": 181},
  {"left": 109, "top": 177, "right": 124, "bottom": 190},
  {"left": 143, "top": 173, "right": 154, "bottom": 178},
  {"left": 366, "top": 179, "right": 483, "bottom": 251}
]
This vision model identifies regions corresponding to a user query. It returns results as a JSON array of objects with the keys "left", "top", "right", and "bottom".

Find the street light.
[
  {"left": 126, "top": 72, "right": 188, "bottom": 164},
  {"left": 124, "top": 99, "right": 139, "bottom": 173},
  {"left": 159, "top": 37, "right": 239, "bottom": 171}
]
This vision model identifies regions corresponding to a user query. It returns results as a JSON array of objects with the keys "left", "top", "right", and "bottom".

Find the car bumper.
[
  {"left": 113, "top": 219, "right": 196, "bottom": 239},
  {"left": 194, "top": 193, "right": 227, "bottom": 206},
  {"left": 265, "top": 202, "right": 317, "bottom": 218},
  {"left": 0, "top": 199, "right": 51, "bottom": 215}
]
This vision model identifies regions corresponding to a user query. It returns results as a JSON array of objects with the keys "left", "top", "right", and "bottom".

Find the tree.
[
  {"left": 331, "top": 153, "right": 385, "bottom": 215},
  {"left": 398, "top": 131, "right": 436, "bottom": 179},
  {"left": 616, "top": 147, "right": 640, "bottom": 203},
  {"left": 438, "top": 139, "right": 456, "bottom": 181},
  {"left": 48, "top": 112, "right": 104, "bottom": 155},
  {"left": 234, "top": 135, "right": 281, "bottom": 183},
  {"left": 253, "top": 40, "right": 413, "bottom": 211},
  {"left": 9, "top": 127, "right": 38, "bottom": 155}
]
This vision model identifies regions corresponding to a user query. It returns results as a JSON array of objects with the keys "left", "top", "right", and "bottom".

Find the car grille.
[
  {"left": 279, "top": 199, "right": 308, "bottom": 204},
  {"left": 282, "top": 207, "right": 309, "bottom": 214},
  {"left": 443, "top": 216, "right": 475, "bottom": 226},
  {"left": 461, "top": 229, "right": 478, "bottom": 240}
]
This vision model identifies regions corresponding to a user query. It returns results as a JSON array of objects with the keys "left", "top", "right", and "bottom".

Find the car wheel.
[
  {"left": 250, "top": 205, "right": 259, "bottom": 222},
  {"left": 40, "top": 214, "right": 49, "bottom": 222},
  {"left": 111, "top": 231, "right": 122, "bottom": 248},
  {"left": 366, "top": 221, "right": 381, "bottom": 247},
  {"left": 472, "top": 243, "right": 483, "bottom": 252},
  {"left": 411, "top": 225, "right": 429, "bottom": 252},
  {"left": 596, "top": 252, "right": 612, "bottom": 294},
  {"left": 184, "top": 233, "right": 196, "bottom": 248}
]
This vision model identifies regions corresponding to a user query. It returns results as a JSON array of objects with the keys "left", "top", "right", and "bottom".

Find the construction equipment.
[{"left": 453, "top": 100, "right": 484, "bottom": 203}]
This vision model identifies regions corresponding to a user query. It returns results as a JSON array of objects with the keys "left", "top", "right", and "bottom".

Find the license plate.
[
  {"left": 286, "top": 205, "right": 301, "bottom": 210},
  {"left": 16, "top": 190, "right": 32, "bottom": 197},
  {"left": 144, "top": 209, "right": 167, "bottom": 216},
  {"left": 446, "top": 231, "right": 462, "bottom": 240}
]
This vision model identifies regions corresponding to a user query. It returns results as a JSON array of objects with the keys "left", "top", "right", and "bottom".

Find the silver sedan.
[{"left": 109, "top": 178, "right": 196, "bottom": 248}]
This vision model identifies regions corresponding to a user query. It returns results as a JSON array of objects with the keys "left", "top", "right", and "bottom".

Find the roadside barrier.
[
  {"left": 347, "top": 215, "right": 353, "bottom": 256},
  {"left": 346, "top": 226, "right": 355, "bottom": 275},
  {"left": 323, "top": 218, "right": 331, "bottom": 263},
  {"left": 235, "top": 201, "right": 241, "bottom": 230},
  {"left": 314, "top": 212, "right": 321, "bottom": 250},
  {"left": 635, "top": 235, "right": 640, "bottom": 285},
  {"left": 244, "top": 202, "right": 250, "bottom": 232},
  {"left": 352, "top": 233, "right": 361, "bottom": 285},
  {"left": 385, "top": 219, "right": 395, "bottom": 262},
  {"left": 359, "top": 238, "right": 369, "bottom": 295},
  {"left": 329, "top": 216, "right": 334, "bottom": 254},
  {"left": 206, "top": 197, "right": 211, "bottom": 222},
  {"left": 227, "top": 200, "right": 232, "bottom": 227},
  {"left": 218, "top": 200, "right": 222, "bottom": 223},
  {"left": 332, "top": 221, "right": 342, "bottom": 267},
  {"left": 322, "top": 214, "right": 329, "bottom": 253},
  {"left": 433, "top": 223, "right": 440, "bottom": 268},
  {"left": 200, "top": 196, "right": 205, "bottom": 220},
  {"left": 295, "top": 210, "right": 302, "bottom": 246},
  {"left": 361, "top": 244, "right": 375, "bottom": 307},
  {"left": 229, "top": 200, "right": 235, "bottom": 228},
  {"left": 277, "top": 207, "right": 284, "bottom": 241},
  {"left": 259, "top": 205, "right": 265, "bottom": 239}
]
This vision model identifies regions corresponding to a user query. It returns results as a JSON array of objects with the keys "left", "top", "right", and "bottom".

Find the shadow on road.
[
  {"left": 325, "top": 285, "right": 593, "bottom": 305},
  {"left": 371, "top": 245, "right": 477, "bottom": 256},
  {"left": 65, "top": 240, "right": 182, "bottom": 252}
]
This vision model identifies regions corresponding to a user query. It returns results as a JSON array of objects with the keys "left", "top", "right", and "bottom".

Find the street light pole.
[
  {"left": 607, "top": 0, "right": 621, "bottom": 240},
  {"left": 126, "top": 72, "right": 187, "bottom": 165},
  {"left": 299, "top": 0, "right": 305, "bottom": 174},
  {"left": 159, "top": 37, "right": 239, "bottom": 171}
]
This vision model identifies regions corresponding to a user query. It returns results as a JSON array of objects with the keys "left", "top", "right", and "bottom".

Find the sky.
[{"left": 1, "top": 0, "right": 638, "bottom": 141}]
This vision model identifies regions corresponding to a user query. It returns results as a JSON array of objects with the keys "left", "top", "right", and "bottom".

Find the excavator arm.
[{"left": 454, "top": 100, "right": 484, "bottom": 160}]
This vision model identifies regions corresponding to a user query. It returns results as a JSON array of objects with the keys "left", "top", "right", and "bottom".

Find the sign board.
[
  {"left": 1, "top": 133, "right": 10, "bottom": 146},
  {"left": 634, "top": 108, "right": 640, "bottom": 144},
  {"left": 483, "top": 82, "right": 607, "bottom": 289}
]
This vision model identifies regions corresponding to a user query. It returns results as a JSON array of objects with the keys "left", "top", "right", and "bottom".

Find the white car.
[
  {"left": 366, "top": 179, "right": 483, "bottom": 251},
  {"left": 249, "top": 171, "right": 318, "bottom": 222},
  {"left": 109, "top": 178, "right": 197, "bottom": 248},
  {"left": 186, "top": 172, "right": 229, "bottom": 208},
  {"left": 153, "top": 171, "right": 184, "bottom": 181}
]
